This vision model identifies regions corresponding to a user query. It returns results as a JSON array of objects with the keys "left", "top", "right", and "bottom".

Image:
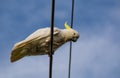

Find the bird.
[{"left": 10, "top": 22, "right": 79, "bottom": 62}]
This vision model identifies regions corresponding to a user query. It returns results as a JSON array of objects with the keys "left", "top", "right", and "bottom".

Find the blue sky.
[{"left": 0, "top": 0, "right": 120, "bottom": 78}]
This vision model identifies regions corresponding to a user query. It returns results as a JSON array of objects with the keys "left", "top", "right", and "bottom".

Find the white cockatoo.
[{"left": 10, "top": 22, "right": 79, "bottom": 62}]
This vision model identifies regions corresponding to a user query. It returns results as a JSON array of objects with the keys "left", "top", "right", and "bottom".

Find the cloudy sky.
[{"left": 0, "top": 0, "right": 120, "bottom": 78}]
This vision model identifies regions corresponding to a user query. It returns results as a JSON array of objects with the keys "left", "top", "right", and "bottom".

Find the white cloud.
[{"left": 71, "top": 25, "right": 120, "bottom": 78}]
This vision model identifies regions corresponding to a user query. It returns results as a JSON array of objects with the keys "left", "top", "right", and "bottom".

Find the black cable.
[
  {"left": 68, "top": 0, "right": 74, "bottom": 78},
  {"left": 49, "top": 0, "right": 55, "bottom": 78}
]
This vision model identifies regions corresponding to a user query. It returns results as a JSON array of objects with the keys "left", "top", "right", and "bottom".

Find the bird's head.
[{"left": 62, "top": 22, "right": 79, "bottom": 42}]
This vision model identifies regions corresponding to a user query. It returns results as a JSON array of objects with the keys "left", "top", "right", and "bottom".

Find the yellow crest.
[{"left": 64, "top": 22, "right": 71, "bottom": 29}]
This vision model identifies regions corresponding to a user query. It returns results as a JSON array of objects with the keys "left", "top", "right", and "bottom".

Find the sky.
[{"left": 0, "top": 0, "right": 120, "bottom": 78}]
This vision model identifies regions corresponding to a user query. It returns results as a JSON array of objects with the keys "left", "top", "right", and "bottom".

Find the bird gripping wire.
[{"left": 49, "top": 0, "right": 55, "bottom": 78}]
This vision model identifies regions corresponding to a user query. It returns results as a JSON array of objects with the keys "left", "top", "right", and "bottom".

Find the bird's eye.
[{"left": 73, "top": 33, "right": 76, "bottom": 35}]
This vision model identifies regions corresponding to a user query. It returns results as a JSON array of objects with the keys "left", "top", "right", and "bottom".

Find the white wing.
[
  {"left": 10, "top": 27, "right": 61, "bottom": 62},
  {"left": 13, "top": 27, "right": 50, "bottom": 48}
]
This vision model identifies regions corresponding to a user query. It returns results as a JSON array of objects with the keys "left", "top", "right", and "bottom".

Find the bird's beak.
[{"left": 72, "top": 34, "right": 79, "bottom": 42}]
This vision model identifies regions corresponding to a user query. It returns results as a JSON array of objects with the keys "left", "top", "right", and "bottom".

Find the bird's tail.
[
  {"left": 10, "top": 42, "right": 28, "bottom": 62},
  {"left": 10, "top": 48, "right": 27, "bottom": 62}
]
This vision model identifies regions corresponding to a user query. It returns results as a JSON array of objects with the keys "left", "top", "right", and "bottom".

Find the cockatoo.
[{"left": 10, "top": 22, "right": 79, "bottom": 62}]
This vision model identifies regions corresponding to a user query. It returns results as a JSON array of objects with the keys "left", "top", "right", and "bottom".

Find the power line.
[
  {"left": 49, "top": 0, "right": 55, "bottom": 78},
  {"left": 49, "top": 0, "right": 74, "bottom": 78},
  {"left": 68, "top": 0, "right": 75, "bottom": 78}
]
